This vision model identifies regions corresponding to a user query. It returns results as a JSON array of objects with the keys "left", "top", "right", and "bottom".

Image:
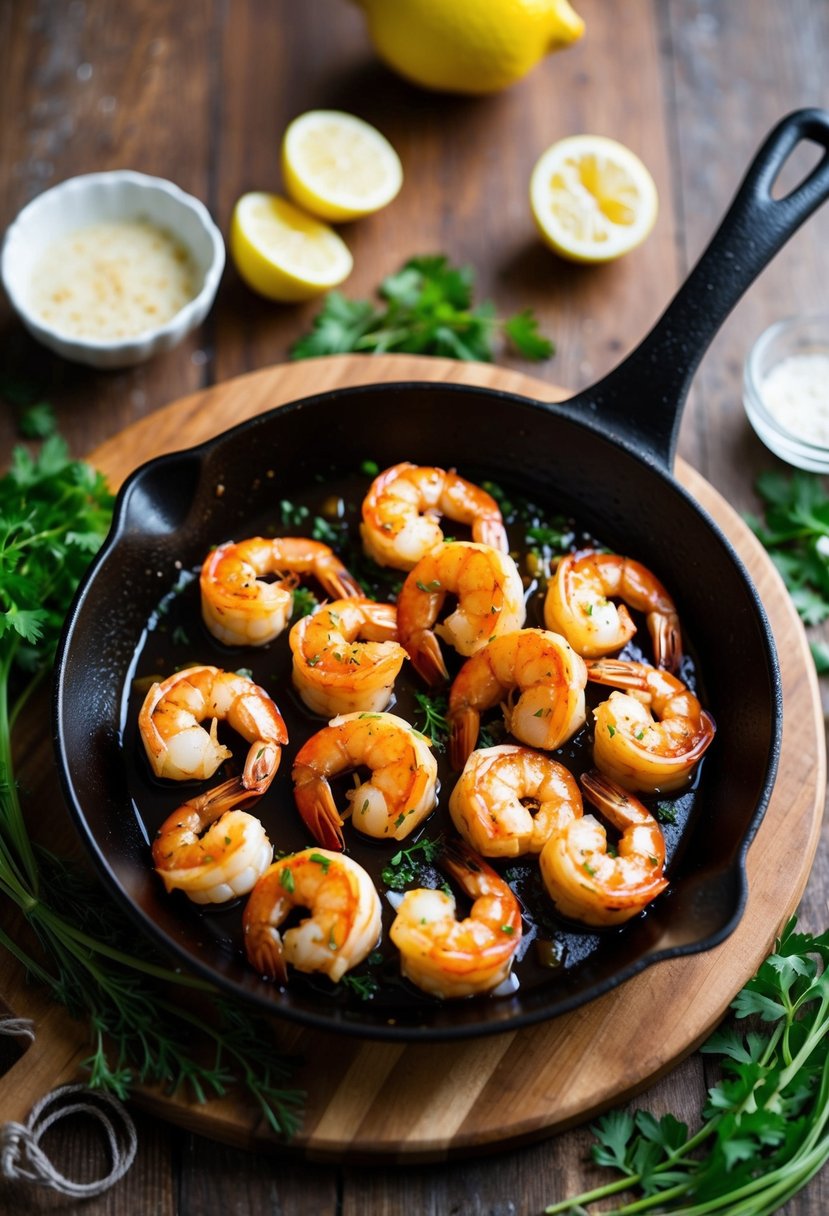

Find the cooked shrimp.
[
  {"left": 243, "top": 849, "right": 382, "bottom": 983},
  {"left": 361, "top": 462, "right": 508, "bottom": 571},
  {"left": 447, "top": 628, "right": 587, "bottom": 770},
  {"left": 138, "top": 665, "right": 287, "bottom": 793},
  {"left": 587, "top": 657, "right": 716, "bottom": 794},
  {"left": 449, "top": 744, "right": 583, "bottom": 857},
  {"left": 544, "top": 551, "right": 682, "bottom": 671},
  {"left": 200, "top": 536, "right": 362, "bottom": 647},
  {"left": 152, "top": 777, "right": 273, "bottom": 904},
  {"left": 389, "top": 841, "right": 522, "bottom": 999},
  {"left": 396, "top": 541, "right": 526, "bottom": 685},
  {"left": 291, "top": 711, "right": 439, "bottom": 850},
  {"left": 540, "top": 769, "right": 668, "bottom": 926},
  {"left": 289, "top": 597, "right": 408, "bottom": 716}
]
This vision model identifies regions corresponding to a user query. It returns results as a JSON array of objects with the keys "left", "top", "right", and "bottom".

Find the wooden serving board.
[{"left": 0, "top": 355, "right": 824, "bottom": 1162}]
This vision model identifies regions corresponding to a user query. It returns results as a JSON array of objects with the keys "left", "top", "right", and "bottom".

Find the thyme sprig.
[{"left": 0, "top": 413, "right": 303, "bottom": 1134}]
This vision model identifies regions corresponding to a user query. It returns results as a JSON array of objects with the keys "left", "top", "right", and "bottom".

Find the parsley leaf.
[
  {"left": 748, "top": 470, "right": 829, "bottom": 629},
  {"left": 290, "top": 255, "right": 554, "bottom": 364},
  {"left": 546, "top": 916, "right": 829, "bottom": 1215}
]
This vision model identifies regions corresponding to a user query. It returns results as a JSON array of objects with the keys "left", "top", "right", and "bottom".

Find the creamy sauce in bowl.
[{"left": 28, "top": 218, "right": 200, "bottom": 341}]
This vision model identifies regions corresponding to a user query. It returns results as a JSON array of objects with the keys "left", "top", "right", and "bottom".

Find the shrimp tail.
[
  {"left": 243, "top": 741, "right": 283, "bottom": 796},
  {"left": 449, "top": 706, "right": 480, "bottom": 771},
  {"left": 584, "top": 656, "right": 644, "bottom": 690},
  {"left": 648, "top": 610, "right": 682, "bottom": 673},
  {"left": 193, "top": 774, "right": 258, "bottom": 819},
  {"left": 292, "top": 766, "right": 346, "bottom": 850},
  {"left": 245, "top": 926, "right": 288, "bottom": 985},
  {"left": 440, "top": 839, "right": 485, "bottom": 894},
  {"left": 319, "top": 562, "right": 363, "bottom": 601},
  {"left": 579, "top": 769, "right": 633, "bottom": 816},
  {"left": 407, "top": 628, "right": 450, "bottom": 686}
]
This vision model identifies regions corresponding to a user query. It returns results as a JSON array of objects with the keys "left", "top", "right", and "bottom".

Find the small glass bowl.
[
  {"left": 0, "top": 171, "right": 225, "bottom": 369},
  {"left": 743, "top": 314, "right": 829, "bottom": 473}
]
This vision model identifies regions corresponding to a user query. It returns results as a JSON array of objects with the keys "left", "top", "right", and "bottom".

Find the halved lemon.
[
  {"left": 230, "top": 193, "right": 353, "bottom": 302},
  {"left": 281, "top": 110, "right": 403, "bottom": 223},
  {"left": 530, "top": 135, "right": 658, "bottom": 264}
]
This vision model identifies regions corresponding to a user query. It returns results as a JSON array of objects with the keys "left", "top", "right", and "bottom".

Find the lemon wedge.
[
  {"left": 281, "top": 110, "right": 403, "bottom": 223},
  {"left": 230, "top": 193, "right": 353, "bottom": 302},
  {"left": 530, "top": 135, "right": 658, "bottom": 264}
]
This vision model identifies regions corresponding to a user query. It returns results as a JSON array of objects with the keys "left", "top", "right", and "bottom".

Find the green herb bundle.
[
  {"left": 0, "top": 416, "right": 303, "bottom": 1134},
  {"left": 290, "top": 254, "right": 554, "bottom": 362},
  {"left": 548, "top": 918, "right": 829, "bottom": 1215},
  {"left": 747, "top": 469, "right": 829, "bottom": 671}
]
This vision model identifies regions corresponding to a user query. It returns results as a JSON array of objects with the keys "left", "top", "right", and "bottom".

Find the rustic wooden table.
[{"left": 2, "top": 1, "right": 829, "bottom": 1212}]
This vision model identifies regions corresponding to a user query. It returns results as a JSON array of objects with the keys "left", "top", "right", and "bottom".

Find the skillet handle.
[{"left": 572, "top": 107, "right": 829, "bottom": 469}]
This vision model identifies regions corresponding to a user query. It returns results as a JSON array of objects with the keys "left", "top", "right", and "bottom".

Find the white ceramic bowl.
[
  {"left": 743, "top": 314, "right": 829, "bottom": 473},
  {"left": 1, "top": 170, "right": 225, "bottom": 369}
]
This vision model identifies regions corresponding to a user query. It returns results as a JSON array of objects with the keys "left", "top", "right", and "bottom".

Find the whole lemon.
[{"left": 351, "top": 0, "right": 585, "bottom": 95}]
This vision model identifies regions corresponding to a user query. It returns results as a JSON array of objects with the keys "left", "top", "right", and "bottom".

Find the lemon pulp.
[{"left": 530, "top": 135, "right": 658, "bottom": 264}]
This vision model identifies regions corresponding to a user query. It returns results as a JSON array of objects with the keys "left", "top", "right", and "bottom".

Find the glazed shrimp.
[
  {"left": 289, "top": 597, "right": 408, "bottom": 716},
  {"left": 243, "top": 849, "right": 382, "bottom": 983},
  {"left": 389, "top": 841, "right": 522, "bottom": 999},
  {"left": 539, "top": 770, "right": 668, "bottom": 926},
  {"left": 448, "top": 628, "right": 587, "bottom": 770},
  {"left": 449, "top": 744, "right": 583, "bottom": 857},
  {"left": 200, "top": 536, "right": 362, "bottom": 647},
  {"left": 396, "top": 541, "right": 526, "bottom": 685},
  {"left": 291, "top": 711, "right": 439, "bottom": 850},
  {"left": 587, "top": 657, "right": 716, "bottom": 794},
  {"left": 544, "top": 551, "right": 682, "bottom": 671},
  {"left": 138, "top": 664, "right": 287, "bottom": 795},
  {"left": 152, "top": 777, "right": 273, "bottom": 904},
  {"left": 361, "top": 462, "right": 508, "bottom": 571}
]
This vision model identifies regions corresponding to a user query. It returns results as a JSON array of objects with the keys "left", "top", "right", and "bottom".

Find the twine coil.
[{"left": 0, "top": 1019, "right": 137, "bottom": 1196}]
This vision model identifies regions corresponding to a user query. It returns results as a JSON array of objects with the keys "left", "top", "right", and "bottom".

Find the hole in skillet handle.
[{"left": 559, "top": 108, "right": 829, "bottom": 470}]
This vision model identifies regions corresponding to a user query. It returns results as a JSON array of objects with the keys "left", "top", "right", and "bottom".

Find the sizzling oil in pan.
[{"left": 120, "top": 464, "right": 709, "bottom": 1017}]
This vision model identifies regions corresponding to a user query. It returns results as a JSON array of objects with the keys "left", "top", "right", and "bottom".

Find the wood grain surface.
[
  {"left": 0, "top": 355, "right": 823, "bottom": 1167},
  {"left": 2, "top": 0, "right": 829, "bottom": 1212}
]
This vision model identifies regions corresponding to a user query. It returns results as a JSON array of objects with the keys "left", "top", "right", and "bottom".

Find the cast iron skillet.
[{"left": 55, "top": 109, "right": 829, "bottom": 1041}]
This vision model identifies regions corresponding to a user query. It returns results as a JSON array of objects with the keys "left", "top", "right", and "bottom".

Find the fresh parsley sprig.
[
  {"left": 0, "top": 411, "right": 303, "bottom": 1135},
  {"left": 546, "top": 917, "right": 829, "bottom": 1215},
  {"left": 747, "top": 469, "right": 829, "bottom": 626},
  {"left": 290, "top": 255, "right": 554, "bottom": 363}
]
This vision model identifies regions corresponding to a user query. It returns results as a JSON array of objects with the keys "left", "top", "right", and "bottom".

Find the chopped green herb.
[
  {"left": 416, "top": 578, "right": 442, "bottom": 592},
  {"left": 290, "top": 585, "right": 319, "bottom": 621},
  {"left": 381, "top": 837, "right": 442, "bottom": 890},
  {"left": 309, "top": 853, "right": 331, "bottom": 872},
  {"left": 340, "top": 973, "right": 379, "bottom": 1000},
  {"left": 279, "top": 868, "right": 295, "bottom": 893},
  {"left": 412, "top": 689, "right": 450, "bottom": 752},
  {"left": 656, "top": 802, "right": 678, "bottom": 825},
  {"left": 280, "top": 499, "right": 310, "bottom": 528},
  {"left": 607, "top": 724, "right": 616, "bottom": 737},
  {"left": 360, "top": 459, "right": 380, "bottom": 477}
]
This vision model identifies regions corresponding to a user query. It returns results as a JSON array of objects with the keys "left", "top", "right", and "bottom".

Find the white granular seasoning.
[
  {"left": 760, "top": 353, "right": 829, "bottom": 445},
  {"left": 28, "top": 219, "right": 199, "bottom": 340}
]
